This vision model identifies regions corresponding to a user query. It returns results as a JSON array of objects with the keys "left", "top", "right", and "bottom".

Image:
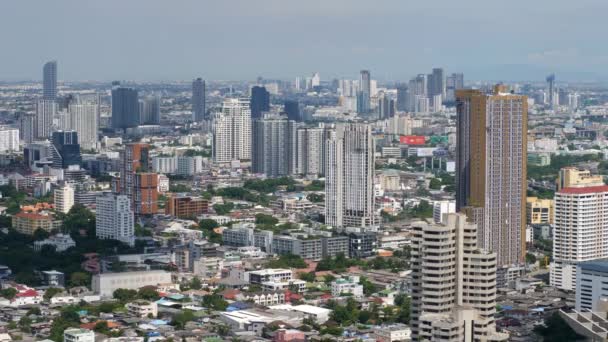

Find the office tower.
[
  {"left": 414, "top": 95, "right": 430, "bottom": 113},
  {"left": 295, "top": 126, "right": 328, "bottom": 176},
  {"left": 111, "top": 87, "right": 139, "bottom": 130},
  {"left": 212, "top": 98, "right": 252, "bottom": 163},
  {"left": 51, "top": 131, "right": 81, "bottom": 168},
  {"left": 550, "top": 168, "right": 608, "bottom": 291},
  {"left": 311, "top": 72, "right": 320, "bottom": 88},
  {"left": 407, "top": 75, "right": 427, "bottom": 112},
  {"left": 294, "top": 77, "right": 302, "bottom": 91},
  {"left": 36, "top": 100, "right": 56, "bottom": 139},
  {"left": 54, "top": 184, "right": 74, "bottom": 214},
  {"left": 446, "top": 73, "right": 464, "bottom": 102},
  {"left": 358, "top": 70, "right": 371, "bottom": 114},
  {"left": 19, "top": 112, "right": 36, "bottom": 144},
  {"left": 456, "top": 86, "right": 527, "bottom": 280},
  {"left": 96, "top": 193, "right": 135, "bottom": 246},
  {"left": 252, "top": 114, "right": 297, "bottom": 176},
  {"left": 68, "top": 101, "right": 99, "bottom": 150},
  {"left": 427, "top": 67, "right": 445, "bottom": 99},
  {"left": 568, "top": 93, "right": 580, "bottom": 111},
  {"left": 250, "top": 86, "right": 270, "bottom": 119},
  {"left": 139, "top": 95, "right": 161, "bottom": 125},
  {"left": 546, "top": 74, "right": 555, "bottom": 108},
  {"left": 43, "top": 61, "right": 57, "bottom": 101},
  {"left": 284, "top": 100, "right": 300, "bottom": 122},
  {"left": 192, "top": 78, "right": 206, "bottom": 122},
  {"left": 411, "top": 213, "right": 508, "bottom": 341},
  {"left": 378, "top": 93, "right": 395, "bottom": 119},
  {"left": 396, "top": 84, "right": 408, "bottom": 111},
  {"left": 325, "top": 123, "right": 375, "bottom": 228},
  {"left": 120, "top": 143, "right": 158, "bottom": 217},
  {"left": 432, "top": 94, "right": 443, "bottom": 112},
  {"left": 0, "top": 127, "right": 19, "bottom": 152}
]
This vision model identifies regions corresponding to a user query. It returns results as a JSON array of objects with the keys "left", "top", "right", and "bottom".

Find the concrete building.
[
  {"left": 111, "top": 86, "right": 139, "bottom": 130},
  {"left": 192, "top": 78, "right": 206, "bottom": 122},
  {"left": 92, "top": 270, "right": 172, "bottom": 297},
  {"left": 557, "top": 167, "right": 604, "bottom": 191},
  {"left": 295, "top": 126, "right": 327, "bottom": 176},
  {"left": 96, "top": 193, "right": 135, "bottom": 247},
  {"left": 349, "top": 232, "right": 377, "bottom": 258},
  {"left": 12, "top": 212, "right": 62, "bottom": 235},
  {"left": 63, "top": 328, "right": 94, "bottom": 342},
  {"left": 165, "top": 195, "right": 209, "bottom": 219},
  {"left": 575, "top": 259, "right": 608, "bottom": 311},
  {"left": 252, "top": 114, "right": 297, "bottom": 176},
  {"left": 248, "top": 269, "right": 293, "bottom": 284},
  {"left": 446, "top": 73, "right": 464, "bottom": 103},
  {"left": 321, "top": 236, "right": 349, "bottom": 258},
  {"left": 550, "top": 170, "right": 608, "bottom": 291},
  {"left": 433, "top": 200, "right": 455, "bottom": 224},
  {"left": 43, "top": 61, "right": 58, "bottom": 101},
  {"left": 0, "top": 127, "right": 19, "bottom": 152},
  {"left": 33, "top": 233, "right": 75, "bottom": 252},
  {"left": 36, "top": 99, "right": 56, "bottom": 139},
  {"left": 525, "top": 197, "right": 554, "bottom": 224},
  {"left": 212, "top": 98, "right": 252, "bottom": 163},
  {"left": 325, "top": 123, "right": 375, "bottom": 228},
  {"left": 126, "top": 300, "right": 158, "bottom": 318},
  {"left": 138, "top": 95, "right": 161, "bottom": 125},
  {"left": 373, "top": 324, "right": 412, "bottom": 342},
  {"left": 456, "top": 86, "right": 527, "bottom": 278},
  {"left": 67, "top": 99, "right": 99, "bottom": 150},
  {"left": 331, "top": 276, "right": 363, "bottom": 298},
  {"left": 272, "top": 235, "right": 323, "bottom": 260},
  {"left": 54, "top": 184, "right": 74, "bottom": 214},
  {"left": 120, "top": 143, "right": 158, "bottom": 216},
  {"left": 410, "top": 213, "right": 508, "bottom": 341}
]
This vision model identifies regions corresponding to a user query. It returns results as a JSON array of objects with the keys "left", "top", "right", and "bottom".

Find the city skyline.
[{"left": 2, "top": 0, "right": 608, "bottom": 82}]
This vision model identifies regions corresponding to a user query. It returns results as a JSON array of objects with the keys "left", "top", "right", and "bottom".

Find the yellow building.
[
  {"left": 526, "top": 197, "right": 554, "bottom": 224},
  {"left": 557, "top": 167, "right": 604, "bottom": 191},
  {"left": 11, "top": 212, "right": 62, "bottom": 235}
]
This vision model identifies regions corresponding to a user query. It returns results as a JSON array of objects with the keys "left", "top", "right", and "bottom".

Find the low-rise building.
[
  {"left": 526, "top": 197, "right": 554, "bottom": 225},
  {"left": 126, "top": 300, "right": 158, "bottom": 318},
  {"left": 374, "top": 324, "right": 412, "bottom": 342},
  {"left": 64, "top": 328, "right": 95, "bottom": 342},
  {"left": 12, "top": 211, "right": 62, "bottom": 235},
  {"left": 92, "top": 270, "right": 172, "bottom": 297},
  {"left": 33, "top": 234, "right": 76, "bottom": 252},
  {"left": 165, "top": 195, "right": 209, "bottom": 219},
  {"left": 331, "top": 276, "right": 363, "bottom": 298}
]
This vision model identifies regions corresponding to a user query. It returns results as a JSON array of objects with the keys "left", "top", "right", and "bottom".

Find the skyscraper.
[
  {"left": 252, "top": 114, "right": 297, "bottom": 177},
  {"left": 139, "top": 95, "right": 161, "bottom": 125},
  {"left": 551, "top": 168, "right": 608, "bottom": 291},
  {"left": 96, "top": 193, "right": 135, "bottom": 246},
  {"left": 68, "top": 97, "right": 99, "bottom": 150},
  {"left": 396, "top": 83, "right": 408, "bottom": 111},
  {"left": 111, "top": 86, "right": 139, "bottom": 130},
  {"left": 325, "top": 123, "right": 375, "bottom": 228},
  {"left": 295, "top": 126, "right": 328, "bottom": 176},
  {"left": 192, "top": 78, "right": 206, "bottom": 122},
  {"left": 407, "top": 75, "right": 427, "bottom": 112},
  {"left": 119, "top": 143, "right": 158, "bottom": 217},
  {"left": 36, "top": 99, "right": 56, "bottom": 139},
  {"left": 212, "top": 98, "right": 252, "bottom": 163},
  {"left": 456, "top": 86, "right": 527, "bottom": 281},
  {"left": 358, "top": 70, "right": 371, "bottom": 114},
  {"left": 411, "top": 213, "right": 508, "bottom": 341},
  {"left": 43, "top": 61, "right": 57, "bottom": 101},
  {"left": 250, "top": 86, "right": 270, "bottom": 119},
  {"left": 51, "top": 130, "right": 81, "bottom": 168},
  {"left": 378, "top": 93, "right": 395, "bottom": 119},
  {"left": 284, "top": 100, "right": 300, "bottom": 122},
  {"left": 0, "top": 127, "right": 19, "bottom": 153},
  {"left": 54, "top": 184, "right": 74, "bottom": 214},
  {"left": 427, "top": 67, "right": 444, "bottom": 99},
  {"left": 446, "top": 73, "right": 464, "bottom": 102},
  {"left": 19, "top": 112, "right": 36, "bottom": 144},
  {"left": 546, "top": 74, "right": 555, "bottom": 109}
]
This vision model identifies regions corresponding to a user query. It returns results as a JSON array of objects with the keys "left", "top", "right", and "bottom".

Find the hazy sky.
[{"left": 2, "top": 0, "right": 608, "bottom": 82}]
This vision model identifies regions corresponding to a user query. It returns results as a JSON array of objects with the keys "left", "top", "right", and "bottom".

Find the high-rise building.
[
  {"left": 525, "top": 197, "right": 554, "bottom": 225},
  {"left": 43, "top": 61, "right": 57, "bottom": 101},
  {"left": 51, "top": 131, "right": 81, "bottom": 168},
  {"left": 250, "top": 86, "right": 270, "bottom": 119},
  {"left": 550, "top": 168, "right": 608, "bottom": 291},
  {"left": 396, "top": 84, "right": 408, "bottom": 111},
  {"left": 295, "top": 126, "right": 328, "bottom": 176},
  {"left": 192, "top": 78, "right": 206, "bottom": 122},
  {"left": 212, "top": 98, "right": 252, "bottom": 163},
  {"left": 252, "top": 114, "right": 297, "bottom": 177},
  {"left": 139, "top": 95, "right": 161, "bottom": 125},
  {"left": 68, "top": 100, "right": 99, "bottom": 150},
  {"left": 54, "top": 184, "right": 74, "bottom": 214},
  {"left": 111, "top": 87, "right": 139, "bottom": 130},
  {"left": 0, "top": 127, "right": 19, "bottom": 152},
  {"left": 19, "top": 112, "right": 36, "bottom": 144},
  {"left": 96, "top": 193, "right": 135, "bottom": 246},
  {"left": 446, "top": 73, "right": 464, "bottom": 102},
  {"left": 407, "top": 75, "right": 427, "bottom": 112},
  {"left": 546, "top": 74, "right": 555, "bottom": 108},
  {"left": 119, "top": 143, "right": 158, "bottom": 216},
  {"left": 284, "top": 101, "right": 300, "bottom": 122},
  {"left": 410, "top": 213, "right": 508, "bottom": 341},
  {"left": 456, "top": 86, "right": 527, "bottom": 276},
  {"left": 36, "top": 100, "right": 56, "bottom": 139},
  {"left": 325, "top": 123, "right": 375, "bottom": 228},
  {"left": 358, "top": 70, "right": 371, "bottom": 114},
  {"left": 378, "top": 93, "right": 395, "bottom": 119},
  {"left": 427, "top": 67, "right": 445, "bottom": 99},
  {"left": 311, "top": 72, "right": 320, "bottom": 88}
]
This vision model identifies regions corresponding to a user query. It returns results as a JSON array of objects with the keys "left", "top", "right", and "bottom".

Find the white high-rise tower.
[{"left": 212, "top": 98, "right": 252, "bottom": 163}]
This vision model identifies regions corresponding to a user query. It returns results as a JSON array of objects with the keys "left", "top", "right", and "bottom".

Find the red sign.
[{"left": 400, "top": 135, "right": 426, "bottom": 145}]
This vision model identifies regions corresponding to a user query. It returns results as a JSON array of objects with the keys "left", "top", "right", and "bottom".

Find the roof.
[
  {"left": 559, "top": 185, "right": 608, "bottom": 194},
  {"left": 14, "top": 212, "right": 53, "bottom": 220},
  {"left": 579, "top": 258, "right": 608, "bottom": 273}
]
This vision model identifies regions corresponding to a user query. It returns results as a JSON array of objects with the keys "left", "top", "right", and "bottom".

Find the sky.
[{"left": 1, "top": 0, "right": 608, "bottom": 82}]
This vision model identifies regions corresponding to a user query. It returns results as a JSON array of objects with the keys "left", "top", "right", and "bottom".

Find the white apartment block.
[
  {"left": 551, "top": 183, "right": 608, "bottom": 291},
  {"left": 411, "top": 213, "right": 508, "bottom": 342},
  {"left": 295, "top": 126, "right": 327, "bottom": 176},
  {"left": 68, "top": 103, "right": 99, "bottom": 150},
  {"left": 95, "top": 193, "right": 135, "bottom": 247},
  {"left": 331, "top": 276, "right": 364, "bottom": 298},
  {"left": 325, "top": 123, "right": 375, "bottom": 228},
  {"left": 212, "top": 98, "right": 251, "bottom": 163},
  {"left": 33, "top": 233, "right": 76, "bottom": 252},
  {"left": 433, "top": 200, "right": 455, "bottom": 224},
  {"left": 126, "top": 300, "right": 158, "bottom": 318},
  {"left": 54, "top": 184, "right": 74, "bottom": 214},
  {"left": 36, "top": 100, "right": 56, "bottom": 139},
  {"left": 0, "top": 127, "right": 19, "bottom": 152},
  {"left": 63, "top": 329, "right": 95, "bottom": 342}
]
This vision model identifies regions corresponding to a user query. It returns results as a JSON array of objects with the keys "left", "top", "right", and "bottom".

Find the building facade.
[
  {"left": 96, "top": 193, "right": 135, "bottom": 246},
  {"left": 212, "top": 98, "right": 252, "bottom": 163},
  {"left": 252, "top": 114, "right": 297, "bottom": 176},
  {"left": 192, "top": 78, "right": 206, "bottom": 122},
  {"left": 54, "top": 184, "right": 74, "bottom": 214},
  {"left": 0, "top": 127, "right": 19, "bottom": 152}
]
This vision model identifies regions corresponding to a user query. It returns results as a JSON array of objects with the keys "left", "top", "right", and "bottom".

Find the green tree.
[
  {"left": 171, "top": 310, "right": 196, "bottom": 329},
  {"left": 18, "top": 316, "right": 32, "bottom": 333},
  {"left": 199, "top": 219, "right": 219, "bottom": 231},
  {"left": 255, "top": 213, "right": 278, "bottom": 225},
  {"left": 213, "top": 202, "right": 234, "bottom": 215},
  {"left": 137, "top": 287, "right": 159, "bottom": 301},
  {"left": 202, "top": 294, "right": 229, "bottom": 311},
  {"left": 0, "top": 288, "right": 17, "bottom": 300},
  {"left": 429, "top": 178, "right": 442, "bottom": 190},
  {"left": 33, "top": 228, "right": 50, "bottom": 241},
  {"left": 298, "top": 272, "right": 316, "bottom": 282},
  {"left": 113, "top": 288, "right": 138, "bottom": 302},
  {"left": 69, "top": 272, "right": 90, "bottom": 287},
  {"left": 44, "top": 287, "right": 63, "bottom": 301},
  {"left": 190, "top": 277, "right": 202, "bottom": 290}
]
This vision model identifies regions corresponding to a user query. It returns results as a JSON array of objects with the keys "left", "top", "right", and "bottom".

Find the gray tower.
[
  {"left": 192, "top": 78, "right": 206, "bottom": 122},
  {"left": 111, "top": 87, "right": 139, "bottom": 130},
  {"left": 43, "top": 61, "right": 57, "bottom": 101}
]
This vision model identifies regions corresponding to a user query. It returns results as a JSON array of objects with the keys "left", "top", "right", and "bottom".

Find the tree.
[
  {"left": 113, "top": 288, "right": 138, "bottom": 302},
  {"left": 525, "top": 253, "right": 537, "bottom": 264},
  {"left": 44, "top": 287, "right": 63, "bottom": 301},
  {"left": 18, "top": 316, "right": 32, "bottom": 333},
  {"left": 202, "top": 294, "right": 229, "bottom": 311},
  {"left": 298, "top": 272, "right": 316, "bottom": 282},
  {"left": 190, "top": 277, "right": 202, "bottom": 290},
  {"left": 69, "top": 272, "right": 90, "bottom": 287},
  {"left": 171, "top": 310, "right": 196, "bottom": 329},
  {"left": 266, "top": 254, "right": 307, "bottom": 268},
  {"left": 33, "top": 228, "right": 50, "bottom": 241},
  {"left": 199, "top": 219, "right": 219, "bottom": 231},
  {"left": 255, "top": 213, "right": 278, "bottom": 225},
  {"left": 213, "top": 202, "right": 234, "bottom": 215},
  {"left": 0, "top": 288, "right": 17, "bottom": 300},
  {"left": 137, "top": 287, "right": 159, "bottom": 301},
  {"left": 429, "top": 178, "right": 442, "bottom": 190},
  {"left": 533, "top": 312, "right": 584, "bottom": 341},
  {"left": 359, "top": 277, "right": 376, "bottom": 295}
]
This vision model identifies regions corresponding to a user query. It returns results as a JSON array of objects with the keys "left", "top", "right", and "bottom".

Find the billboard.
[
  {"left": 416, "top": 147, "right": 436, "bottom": 157},
  {"left": 400, "top": 135, "right": 426, "bottom": 145}
]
